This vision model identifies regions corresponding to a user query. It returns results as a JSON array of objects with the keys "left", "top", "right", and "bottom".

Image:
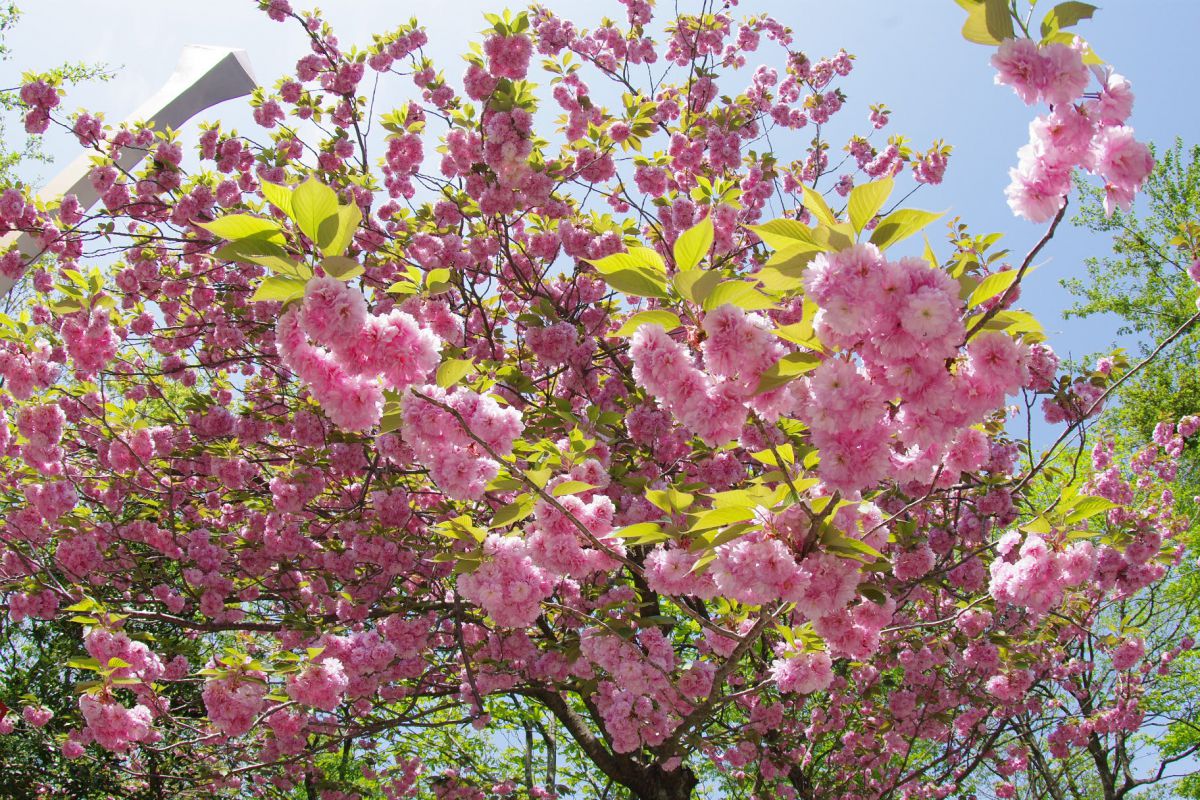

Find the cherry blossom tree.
[{"left": 0, "top": 0, "right": 1194, "bottom": 798}]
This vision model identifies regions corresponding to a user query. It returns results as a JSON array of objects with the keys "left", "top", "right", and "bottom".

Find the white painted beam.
[{"left": 0, "top": 45, "right": 257, "bottom": 297}]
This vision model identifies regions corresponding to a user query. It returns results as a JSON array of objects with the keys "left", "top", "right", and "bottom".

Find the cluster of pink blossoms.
[
  {"left": 526, "top": 471, "right": 624, "bottom": 578},
  {"left": 203, "top": 669, "right": 268, "bottom": 736},
  {"left": 630, "top": 303, "right": 787, "bottom": 446},
  {"left": 78, "top": 695, "right": 153, "bottom": 753},
  {"left": 993, "top": 39, "right": 1152, "bottom": 220},
  {"left": 457, "top": 534, "right": 554, "bottom": 628},
  {"left": 286, "top": 657, "right": 350, "bottom": 711},
  {"left": 399, "top": 385, "right": 523, "bottom": 500},
  {"left": 770, "top": 648, "right": 834, "bottom": 695},
  {"left": 483, "top": 33, "right": 533, "bottom": 81},
  {"left": 16, "top": 402, "right": 66, "bottom": 475},
  {"left": 19, "top": 78, "right": 59, "bottom": 133},
  {"left": 988, "top": 532, "right": 1095, "bottom": 616},
  {"left": 276, "top": 276, "right": 441, "bottom": 431},
  {"left": 798, "top": 244, "right": 1027, "bottom": 492}
]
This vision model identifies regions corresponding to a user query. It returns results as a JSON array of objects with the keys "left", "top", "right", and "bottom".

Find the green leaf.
[
  {"left": 984, "top": 0, "right": 1015, "bottom": 40},
  {"left": 261, "top": 181, "right": 295, "bottom": 218},
  {"left": 824, "top": 535, "right": 884, "bottom": 562},
  {"left": 800, "top": 185, "right": 837, "bottom": 227},
  {"left": 961, "top": 0, "right": 1011, "bottom": 44},
  {"left": 756, "top": 350, "right": 823, "bottom": 394},
  {"left": 747, "top": 218, "right": 821, "bottom": 251},
  {"left": 48, "top": 297, "right": 83, "bottom": 314},
  {"left": 551, "top": 480, "right": 595, "bottom": 497},
  {"left": 490, "top": 495, "right": 535, "bottom": 528},
  {"left": 292, "top": 178, "right": 340, "bottom": 250},
  {"left": 1040, "top": 1, "right": 1097, "bottom": 38},
  {"left": 585, "top": 249, "right": 663, "bottom": 275},
  {"left": 968, "top": 269, "right": 1022, "bottom": 308},
  {"left": 674, "top": 216, "right": 714, "bottom": 271},
  {"left": 647, "top": 488, "right": 694, "bottom": 513},
  {"left": 426, "top": 267, "right": 453, "bottom": 294},
  {"left": 869, "top": 209, "right": 944, "bottom": 250},
  {"left": 673, "top": 269, "right": 722, "bottom": 304},
  {"left": 197, "top": 214, "right": 284, "bottom": 244},
  {"left": 322, "top": 203, "right": 362, "bottom": 258},
  {"left": 598, "top": 267, "right": 669, "bottom": 299},
  {"left": 764, "top": 241, "right": 825, "bottom": 268},
  {"left": 214, "top": 239, "right": 310, "bottom": 279},
  {"left": 848, "top": 178, "right": 894, "bottom": 235},
  {"left": 688, "top": 506, "right": 758, "bottom": 533},
  {"left": 614, "top": 310, "right": 681, "bottom": 337},
  {"left": 320, "top": 255, "right": 364, "bottom": 281},
  {"left": 250, "top": 275, "right": 307, "bottom": 304},
  {"left": 436, "top": 358, "right": 475, "bottom": 388},
  {"left": 703, "top": 280, "right": 776, "bottom": 311},
  {"left": 1063, "top": 496, "right": 1117, "bottom": 525},
  {"left": 613, "top": 522, "right": 664, "bottom": 540}
]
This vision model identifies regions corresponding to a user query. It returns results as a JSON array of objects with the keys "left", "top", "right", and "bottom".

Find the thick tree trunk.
[
  {"left": 524, "top": 688, "right": 699, "bottom": 800},
  {"left": 625, "top": 763, "right": 699, "bottom": 800}
]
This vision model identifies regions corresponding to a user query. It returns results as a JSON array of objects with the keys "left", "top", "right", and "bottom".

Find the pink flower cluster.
[
  {"left": 85, "top": 628, "right": 165, "bottom": 680},
  {"left": 988, "top": 533, "right": 1094, "bottom": 616},
  {"left": 630, "top": 304, "right": 786, "bottom": 446},
  {"left": 203, "top": 673, "right": 267, "bottom": 736},
  {"left": 798, "top": 244, "right": 1026, "bottom": 492},
  {"left": 400, "top": 385, "right": 523, "bottom": 500},
  {"left": 17, "top": 403, "right": 66, "bottom": 475},
  {"left": 276, "top": 276, "right": 441, "bottom": 431},
  {"left": 286, "top": 657, "right": 349, "bottom": 711},
  {"left": 527, "top": 490, "right": 623, "bottom": 578},
  {"left": 79, "top": 695, "right": 153, "bottom": 753},
  {"left": 457, "top": 534, "right": 554, "bottom": 628},
  {"left": 580, "top": 627, "right": 687, "bottom": 753},
  {"left": 771, "top": 649, "right": 834, "bottom": 694},
  {"left": 19, "top": 78, "right": 59, "bottom": 134},
  {"left": 993, "top": 39, "right": 1151, "bottom": 220},
  {"left": 484, "top": 34, "right": 533, "bottom": 81}
]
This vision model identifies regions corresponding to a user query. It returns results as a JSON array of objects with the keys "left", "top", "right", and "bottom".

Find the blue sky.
[{"left": 3, "top": 0, "right": 1197, "bottom": 391}]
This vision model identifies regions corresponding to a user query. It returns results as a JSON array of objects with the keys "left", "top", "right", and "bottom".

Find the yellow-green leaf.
[
  {"left": 688, "top": 505, "right": 758, "bottom": 533},
  {"left": 215, "top": 240, "right": 309, "bottom": 279},
  {"left": 968, "top": 269, "right": 1022, "bottom": 308},
  {"left": 198, "top": 214, "right": 284, "bottom": 244},
  {"left": 322, "top": 203, "right": 362, "bottom": 258},
  {"left": 756, "top": 350, "right": 822, "bottom": 394},
  {"left": 292, "top": 178, "right": 340, "bottom": 250},
  {"left": 490, "top": 495, "right": 535, "bottom": 528},
  {"left": 800, "top": 185, "right": 838, "bottom": 227},
  {"left": 848, "top": 177, "right": 894, "bottom": 235},
  {"left": 260, "top": 181, "right": 295, "bottom": 218},
  {"left": 614, "top": 310, "right": 681, "bottom": 337},
  {"left": 437, "top": 358, "right": 475, "bottom": 388},
  {"left": 869, "top": 209, "right": 944, "bottom": 250},
  {"left": 747, "top": 218, "right": 821, "bottom": 251},
  {"left": 551, "top": 480, "right": 595, "bottom": 497},
  {"left": 703, "top": 280, "right": 776, "bottom": 311},
  {"left": 586, "top": 248, "right": 664, "bottom": 275},
  {"left": 673, "top": 269, "right": 722, "bottom": 304},
  {"left": 1040, "top": 1, "right": 1097, "bottom": 38},
  {"left": 320, "top": 255, "right": 364, "bottom": 281},
  {"left": 599, "top": 267, "right": 669, "bottom": 299},
  {"left": 250, "top": 275, "right": 307, "bottom": 304},
  {"left": 674, "top": 216, "right": 714, "bottom": 271}
]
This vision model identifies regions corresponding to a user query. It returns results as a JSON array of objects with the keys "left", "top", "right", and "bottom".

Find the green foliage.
[
  {"left": 1064, "top": 137, "right": 1200, "bottom": 798},
  {"left": 1065, "top": 139, "right": 1200, "bottom": 446}
]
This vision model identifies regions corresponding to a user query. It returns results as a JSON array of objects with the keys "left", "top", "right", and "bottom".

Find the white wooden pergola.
[{"left": 0, "top": 44, "right": 257, "bottom": 298}]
